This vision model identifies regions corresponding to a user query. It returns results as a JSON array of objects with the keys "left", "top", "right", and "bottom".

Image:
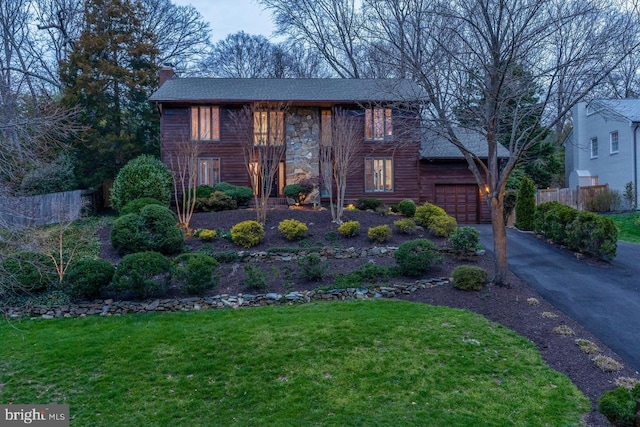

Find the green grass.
[
  {"left": 605, "top": 212, "right": 640, "bottom": 244},
  {"left": 0, "top": 300, "right": 588, "bottom": 426}
]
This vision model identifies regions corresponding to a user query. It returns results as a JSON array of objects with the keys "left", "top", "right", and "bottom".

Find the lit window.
[
  {"left": 365, "top": 157, "right": 393, "bottom": 192},
  {"left": 191, "top": 106, "right": 220, "bottom": 141},
  {"left": 610, "top": 131, "right": 618, "bottom": 154},
  {"left": 365, "top": 108, "right": 392, "bottom": 141},
  {"left": 254, "top": 111, "right": 284, "bottom": 146},
  {"left": 197, "top": 157, "right": 220, "bottom": 187},
  {"left": 590, "top": 137, "right": 598, "bottom": 158}
]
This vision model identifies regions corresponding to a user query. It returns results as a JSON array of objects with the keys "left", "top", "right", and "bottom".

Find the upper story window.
[
  {"left": 191, "top": 106, "right": 220, "bottom": 141},
  {"left": 365, "top": 108, "right": 392, "bottom": 141},
  {"left": 590, "top": 137, "right": 598, "bottom": 159},
  {"left": 610, "top": 131, "right": 619, "bottom": 154},
  {"left": 254, "top": 111, "right": 285, "bottom": 146}
]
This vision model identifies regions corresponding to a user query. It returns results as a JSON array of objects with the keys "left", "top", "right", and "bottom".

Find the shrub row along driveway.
[{"left": 476, "top": 225, "right": 640, "bottom": 372}]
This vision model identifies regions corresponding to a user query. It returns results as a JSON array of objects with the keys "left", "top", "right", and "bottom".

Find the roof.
[
  {"left": 588, "top": 99, "right": 640, "bottom": 123},
  {"left": 421, "top": 128, "right": 510, "bottom": 159},
  {"left": 149, "top": 78, "right": 425, "bottom": 104}
]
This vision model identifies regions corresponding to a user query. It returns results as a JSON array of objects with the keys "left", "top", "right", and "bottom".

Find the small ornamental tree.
[
  {"left": 515, "top": 176, "right": 536, "bottom": 231},
  {"left": 110, "top": 155, "right": 173, "bottom": 212}
]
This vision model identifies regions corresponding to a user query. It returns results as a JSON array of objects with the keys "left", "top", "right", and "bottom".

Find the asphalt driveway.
[{"left": 476, "top": 225, "right": 640, "bottom": 372}]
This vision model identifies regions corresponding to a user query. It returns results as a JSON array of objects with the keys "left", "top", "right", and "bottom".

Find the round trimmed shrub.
[
  {"left": 449, "top": 226, "right": 480, "bottom": 254},
  {"left": 394, "top": 239, "right": 442, "bottom": 276},
  {"left": 338, "top": 220, "right": 360, "bottom": 237},
  {"left": 598, "top": 383, "right": 640, "bottom": 427},
  {"left": 397, "top": 199, "right": 417, "bottom": 217},
  {"left": 111, "top": 251, "right": 170, "bottom": 299},
  {"left": 64, "top": 258, "right": 114, "bottom": 300},
  {"left": 110, "top": 205, "right": 184, "bottom": 255},
  {"left": 0, "top": 251, "right": 56, "bottom": 294},
  {"left": 278, "top": 219, "right": 308, "bottom": 241},
  {"left": 414, "top": 202, "right": 447, "bottom": 227},
  {"left": 231, "top": 220, "right": 264, "bottom": 248},
  {"left": 368, "top": 225, "right": 392, "bottom": 243},
  {"left": 284, "top": 182, "right": 314, "bottom": 205},
  {"left": 120, "top": 197, "right": 163, "bottom": 216},
  {"left": 110, "top": 155, "right": 173, "bottom": 212},
  {"left": 428, "top": 215, "right": 458, "bottom": 237},
  {"left": 171, "top": 253, "right": 219, "bottom": 295},
  {"left": 451, "top": 265, "right": 487, "bottom": 291},
  {"left": 394, "top": 218, "right": 417, "bottom": 234}
]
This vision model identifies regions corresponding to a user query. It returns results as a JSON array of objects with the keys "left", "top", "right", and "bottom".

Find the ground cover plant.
[{"left": 0, "top": 301, "right": 589, "bottom": 426}]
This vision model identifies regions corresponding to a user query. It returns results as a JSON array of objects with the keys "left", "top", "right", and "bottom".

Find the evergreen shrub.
[
  {"left": 231, "top": 220, "right": 264, "bottom": 248},
  {"left": 110, "top": 155, "right": 173, "bottom": 212},
  {"left": 451, "top": 265, "right": 487, "bottom": 291},
  {"left": 111, "top": 251, "right": 170, "bottom": 299},
  {"left": 64, "top": 258, "right": 114, "bottom": 300},
  {"left": 394, "top": 239, "right": 442, "bottom": 276}
]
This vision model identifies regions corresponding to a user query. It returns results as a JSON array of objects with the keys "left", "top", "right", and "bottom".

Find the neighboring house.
[
  {"left": 566, "top": 100, "right": 640, "bottom": 202},
  {"left": 149, "top": 67, "right": 494, "bottom": 223}
]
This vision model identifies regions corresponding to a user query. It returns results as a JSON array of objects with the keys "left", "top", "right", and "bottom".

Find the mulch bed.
[{"left": 99, "top": 206, "right": 640, "bottom": 426}]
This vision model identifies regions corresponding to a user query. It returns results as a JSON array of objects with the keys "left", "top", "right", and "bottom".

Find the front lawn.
[
  {"left": 605, "top": 212, "right": 640, "bottom": 244},
  {"left": 0, "top": 300, "right": 589, "bottom": 426}
]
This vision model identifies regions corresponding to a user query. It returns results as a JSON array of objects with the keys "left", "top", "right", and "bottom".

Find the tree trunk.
[{"left": 490, "top": 195, "right": 510, "bottom": 287}]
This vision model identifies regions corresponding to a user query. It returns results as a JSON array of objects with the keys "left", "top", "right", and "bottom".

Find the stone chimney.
[{"left": 159, "top": 66, "right": 176, "bottom": 86}]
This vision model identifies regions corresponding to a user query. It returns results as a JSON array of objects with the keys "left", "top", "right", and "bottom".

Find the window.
[
  {"left": 365, "top": 108, "right": 392, "bottom": 141},
  {"left": 610, "top": 131, "right": 619, "bottom": 154},
  {"left": 191, "top": 106, "right": 220, "bottom": 141},
  {"left": 590, "top": 137, "right": 598, "bottom": 158},
  {"left": 253, "top": 111, "right": 284, "bottom": 145},
  {"left": 197, "top": 157, "right": 220, "bottom": 187},
  {"left": 365, "top": 157, "right": 393, "bottom": 192}
]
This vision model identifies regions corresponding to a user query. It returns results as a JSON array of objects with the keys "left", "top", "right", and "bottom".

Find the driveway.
[{"left": 476, "top": 225, "right": 640, "bottom": 372}]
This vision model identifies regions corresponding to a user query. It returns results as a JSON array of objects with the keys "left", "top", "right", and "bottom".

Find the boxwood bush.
[
  {"left": 451, "top": 265, "right": 487, "bottom": 291},
  {"left": 449, "top": 226, "right": 480, "bottom": 254},
  {"left": 120, "top": 197, "right": 164, "bottom": 216},
  {"left": 111, "top": 251, "right": 170, "bottom": 299},
  {"left": 64, "top": 258, "right": 115, "bottom": 300},
  {"left": 171, "top": 253, "right": 219, "bottom": 295},
  {"left": 397, "top": 199, "right": 417, "bottom": 217},
  {"left": 414, "top": 202, "right": 447, "bottom": 227},
  {"left": 110, "top": 155, "right": 173, "bottom": 212},
  {"left": 355, "top": 197, "right": 383, "bottom": 211},
  {"left": 394, "top": 239, "right": 442, "bottom": 276},
  {"left": 231, "top": 220, "right": 264, "bottom": 248},
  {"left": 110, "top": 205, "right": 184, "bottom": 255}
]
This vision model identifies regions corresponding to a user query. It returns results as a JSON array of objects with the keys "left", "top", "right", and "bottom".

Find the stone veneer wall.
[{"left": 285, "top": 108, "right": 320, "bottom": 189}]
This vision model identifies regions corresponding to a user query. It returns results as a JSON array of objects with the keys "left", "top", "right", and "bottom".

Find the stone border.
[{"left": 7, "top": 278, "right": 450, "bottom": 320}]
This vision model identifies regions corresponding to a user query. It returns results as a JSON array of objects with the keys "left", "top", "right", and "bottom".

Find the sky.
[{"left": 171, "top": 0, "right": 277, "bottom": 43}]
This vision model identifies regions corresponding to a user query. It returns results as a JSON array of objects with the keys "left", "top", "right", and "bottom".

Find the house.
[
  {"left": 149, "top": 67, "right": 493, "bottom": 223},
  {"left": 566, "top": 100, "right": 640, "bottom": 203}
]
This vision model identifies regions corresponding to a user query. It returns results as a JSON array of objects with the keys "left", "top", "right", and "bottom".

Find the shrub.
[
  {"left": 535, "top": 202, "right": 578, "bottom": 244},
  {"left": 199, "top": 191, "right": 237, "bottom": 212},
  {"left": 111, "top": 251, "right": 170, "bottom": 299},
  {"left": 208, "top": 250, "right": 241, "bottom": 263},
  {"left": 503, "top": 189, "right": 517, "bottom": 223},
  {"left": 231, "top": 220, "right": 264, "bottom": 248},
  {"left": 449, "top": 226, "right": 480, "bottom": 254},
  {"left": 214, "top": 182, "right": 253, "bottom": 206},
  {"left": 566, "top": 212, "right": 617, "bottom": 261},
  {"left": 195, "top": 185, "right": 215, "bottom": 199},
  {"left": 333, "top": 264, "right": 397, "bottom": 288},
  {"left": 623, "top": 181, "right": 636, "bottom": 209},
  {"left": 110, "top": 155, "right": 173, "bottom": 212},
  {"left": 368, "top": 225, "right": 392, "bottom": 243},
  {"left": 194, "top": 229, "right": 217, "bottom": 240},
  {"left": 355, "top": 197, "right": 383, "bottom": 211},
  {"left": 120, "top": 197, "right": 163, "bottom": 216},
  {"left": 64, "top": 258, "right": 115, "bottom": 300},
  {"left": 20, "top": 153, "right": 77, "bottom": 196},
  {"left": 110, "top": 205, "right": 184, "bottom": 255},
  {"left": 414, "top": 202, "right": 447, "bottom": 227},
  {"left": 297, "top": 254, "right": 328, "bottom": 282},
  {"left": 395, "top": 239, "right": 442, "bottom": 276},
  {"left": 394, "top": 218, "right": 417, "bottom": 234},
  {"left": 397, "top": 199, "right": 417, "bottom": 217},
  {"left": 278, "top": 219, "right": 309, "bottom": 241},
  {"left": 0, "top": 251, "right": 56, "bottom": 294},
  {"left": 451, "top": 265, "right": 487, "bottom": 291},
  {"left": 598, "top": 383, "right": 640, "bottom": 427},
  {"left": 586, "top": 188, "right": 623, "bottom": 212},
  {"left": 244, "top": 264, "right": 268, "bottom": 291},
  {"left": 171, "top": 253, "right": 219, "bottom": 295},
  {"left": 428, "top": 215, "right": 457, "bottom": 237},
  {"left": 338, "top": 220, "right": 360, "bottom": 237},
  {"left": 284, "top": 180, "right": 315, "bottom": 205},
  {"left": 515, "top": 176, "right": 536, "bottom": 230}
]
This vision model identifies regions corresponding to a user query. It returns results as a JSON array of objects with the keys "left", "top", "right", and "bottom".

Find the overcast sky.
[{"left": 171, "top": 0, "right": 277, "bottom": 43}]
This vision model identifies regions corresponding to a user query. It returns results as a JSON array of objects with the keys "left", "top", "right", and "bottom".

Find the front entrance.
[{"left": 250, "top": 161, "right": 285, "bottom": 198}]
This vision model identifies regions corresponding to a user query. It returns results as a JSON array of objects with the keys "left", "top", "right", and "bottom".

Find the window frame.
[
  {"left": 364, "top": 157, "right": 394, "bottom": 193},
  {"left": 590, "top": 137, "right": 598, "bottom": 159},
  {"left": 364, "top": 108, "right": 393, "bottom": 141},
  {"left": 197, "top": 157, "right": 220, "bottom": 187},
  {"left": 609, "top": 131, "right": 619, "bottom": 154},
  {"left": 190, "top": 106, "right": 220, "bottom": 141}
]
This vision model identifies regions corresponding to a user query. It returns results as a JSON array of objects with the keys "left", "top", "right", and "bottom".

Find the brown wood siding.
[{"left": 419, "top": 160, "right": 491, "bottom": 223}]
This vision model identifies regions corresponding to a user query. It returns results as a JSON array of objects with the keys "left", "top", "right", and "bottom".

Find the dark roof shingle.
[{"left": 421, "top": 128, "right": 510, "bottom": 159}]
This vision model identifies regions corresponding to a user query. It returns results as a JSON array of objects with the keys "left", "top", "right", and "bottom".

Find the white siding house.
[{"left": 566, "top": 100, "right": 640, "bottom": 203}]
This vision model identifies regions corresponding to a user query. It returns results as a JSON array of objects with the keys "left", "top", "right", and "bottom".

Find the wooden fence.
[
  {"left": 535, "top": 184, "right": 609, "bottom": 210},
  {"left": 0, "top": 189, "right": 94, "bottom": 230}
]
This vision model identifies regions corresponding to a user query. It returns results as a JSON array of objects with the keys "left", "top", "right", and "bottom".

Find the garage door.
[{"left": 435, "top": 184, "right": 479, "bottom": 224}]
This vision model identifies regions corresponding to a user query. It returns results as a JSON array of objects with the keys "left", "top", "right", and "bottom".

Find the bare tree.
[
  {"left": 365, "top": 0, "right": 640, "bottom": 285},
  {"left": 229, "top": 103, "right": 288, "bottom": 224},
  {"left": 169, "top": 137, "right": 202, "bottom": 236},
  {"left": 203, "top": 32, "right": 282, "bottom": 78},
  {"left": 319, "top": 108, "right": 362, "bottom": 223}
]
